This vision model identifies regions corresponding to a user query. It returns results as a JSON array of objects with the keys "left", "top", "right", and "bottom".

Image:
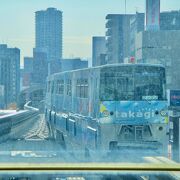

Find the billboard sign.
[
  {"left": 168, "top": 90, "right": 180, "bottom": 107},
  {"left": 146, "top": 0, "right": 160, "bottom": 31}
]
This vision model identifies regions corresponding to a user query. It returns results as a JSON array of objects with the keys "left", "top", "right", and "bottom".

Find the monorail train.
[{"left": 45, "top": 64, "right": 169, "bottom": 157}]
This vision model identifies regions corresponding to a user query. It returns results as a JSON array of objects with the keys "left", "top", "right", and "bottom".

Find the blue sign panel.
[
  {"left": 100, "top": 101, "right": 167, "bottom": 124},
  {"left": 169, "top": 90, "right": 180, "bottom": 107}
]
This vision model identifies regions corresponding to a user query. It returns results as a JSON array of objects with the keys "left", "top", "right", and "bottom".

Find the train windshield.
[
  {"left": 100, "top": 66, "right": 166, "bottom": 101},
  {"left": 134, "top": 66, "right": 166, "bottom": 101}
]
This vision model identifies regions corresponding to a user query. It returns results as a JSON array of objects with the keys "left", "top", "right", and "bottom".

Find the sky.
[{"left": 0, "top": 0, "right": 180, "bottom": 66}]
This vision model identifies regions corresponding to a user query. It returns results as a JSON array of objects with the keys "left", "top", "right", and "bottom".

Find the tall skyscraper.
[
  {"left": 23, "top": 57, "right": 34, "bottom": 88},
  {"left": 0, "top": 44, "right": 20, "bottom": 108},
  {"left": 105, "top": 14, "right": 134, "bottom": 64},
  {"left": 35, "top": 7, "right": 63, "bottom": 61},
  {"left": 146, "top": 0, "right": 160, "bottom": 31},
  {"left": 130, "top": 12, "right": 145, "bottom": 58},
  {"left": 92, "top": 36, "right": 106, "bottom": 66}
]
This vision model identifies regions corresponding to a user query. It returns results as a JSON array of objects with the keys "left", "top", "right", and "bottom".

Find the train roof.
[{"left": 48, "top": 63, "right": 165, "bottom": 79}]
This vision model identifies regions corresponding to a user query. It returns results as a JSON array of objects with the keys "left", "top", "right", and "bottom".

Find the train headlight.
[
  {"left": 103, "top": 110, "right": 109, "bottom": 116},
  {"left": 110, "top": 111, "right": 114, "bottom": 116},
  {"left": 159, "top": 126, "right": 163, "bottom": 131}
]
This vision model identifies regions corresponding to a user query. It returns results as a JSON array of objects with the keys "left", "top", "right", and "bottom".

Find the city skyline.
[{"left": 0, "top": 0, "right": 180, "bottom": 65}]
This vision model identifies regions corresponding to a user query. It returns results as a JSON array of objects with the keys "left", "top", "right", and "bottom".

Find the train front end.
[{"left": 98, "top": 65, "right": 168, "bottom": 156}]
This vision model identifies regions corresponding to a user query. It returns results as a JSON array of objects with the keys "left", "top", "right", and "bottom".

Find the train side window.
[
  {"left": 48, "top": 81, "right": 51, "bottom": 92},
  {"left": 84, "top": 79, "right": 88, "bottom": 98},
  {"left": 67, "top": 79, "right": 72, "bottom": 96},
  {"left": 56, "top": 80, "right": 59, "bottom": 94},
  {"left": 76, "top": 78, "right": 89, "bottom": 98},
  {"left": 57, "top": 80, "right": 64, "bottom": 95},
  {"left": 80, "top": 79, "right": 84, "bottom": 98},
  {"left": 76, "top": 79, "right": 81, "bottom": 97},
  {"left": 51, "top": 81, "right": 54, "bottom": 93}
]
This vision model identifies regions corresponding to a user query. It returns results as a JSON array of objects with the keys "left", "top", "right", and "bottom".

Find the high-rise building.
[
  {"left": 33, "top": 48, "right": 61, "bottom": 77},
  {"left": 92, "top": 36, "right": 106, "bottom": 66},
  {"left": 133, "top": 7, "right": 180, "bottom": 89},
  {"left": 35, "top": 7, "right": 63, "bottom": 61},
  {"left": 146, "top": 0, "right": 160, "bottom": 31},
  {"left": 0, "top": 44, "right": 20, "bottom": 108},
  {"left": 105, "top": 14, "right": 134, "bottom": 64},
  {"left": 130, "top": 10, "right": 180, "bottom": 60},
  {"left": 24, "top": 57, "right": 34, "bottom": 73},
  {"left": 49, "top": 60, "right": 61, "bottom": 75},
  {"left": 160, "top": 11, "right": 180, "bottom": 30},
  {"left": 135, "top": 30, "right": 180, "bottom": 89},
  {"left": 23, "top": 57, "right": 34, "bottom": 88},
  {"left": 146, "top": 1, "right": 180, "bottom": 31},
  {"left": 130, "top": 12, "right": 145, "bottom": 58},
  {"left": 32, "top": 50, "right": 48, "bottom": 85},
  {"left": 61, "top": 58, "right": 88, "bottom": 72}
]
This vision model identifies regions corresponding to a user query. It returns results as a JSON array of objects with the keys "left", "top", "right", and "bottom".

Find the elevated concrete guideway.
[{"left": 0, "top": 110, "right": 16, "bottom": 117}]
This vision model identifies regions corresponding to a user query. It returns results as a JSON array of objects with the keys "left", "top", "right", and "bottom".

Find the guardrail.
[
  {"left": 24, "top": 101, "right": 39, "bottom": 112},
  {"left": 11, "top": 110, "right": 38, "bottom": 127},
  {"left": 0, "top": 102, "right": 40, "bottom": 143}
]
